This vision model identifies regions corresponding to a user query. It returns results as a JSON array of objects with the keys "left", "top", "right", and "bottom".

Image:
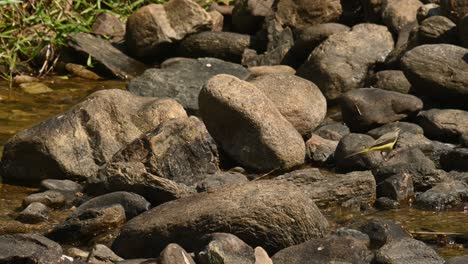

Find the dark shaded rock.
[
  {"left": 361, "top": 0, "right": 385, "bottom": 23},
  {"left": 231, "top": 0, "right": 274, "bottom": 34},
  {"left": 276, "top": 168, "right": 376, "bottom": 209},
  {"left": 178, "top": 32, "right": 253, "bottom": 63},
  {"left": 47, "top": 204, "right": 126, "bottom": 244},
  {"left": 340, "top": 88, "right": 423, "bottom": 132},
  {"left": 196, "top": 172, "right": 249, "bottom": 192},
  {"left": 297, "top": 24, "right": 394, "bottom": 100},
  {"left": 274, "top": 0, "right": 342, "bottom": 29},
  {"left": 417, "top": 15, "right": 457, "bottom": 44},
  {"left": 250, "top": 74, "right": 327, "bottom": 137},
  {"left": 358, "top": 218, "right": 411, "bottom": 249},
  {"left": 128, "top": 57, "right": 250, "bottom": 112},
  {"left": 159, "top": 243, "right": 195, "bottom": 264},
  {"left": 417, "top": 3, "right": 442, "bottom": 23},
  {"left": 41, "top": 179, "right": 83, "bottom": 193},
  {"left": 92, "top": 13, "right": 125, "bottom": 40},
  {"left": 87, "top": 244, "right": 124, "bottom": 264},
  {"left": 1, "top": 90, "right": 187, "bottom": 182},
  {"left": 71, "top": 192, "right": 150, "bottom": 220},
  {"left": 16, "top": 202, "right": 49, "bottom": 224},
  {"left": 441, "top": 148, "right": 468, "bottom": 171},
  {"left": 447, "top": 255, "right": 468, "bottom": 264},
  {"left": 305, "top": 135, "right": 338, "bottom": 164},
  {"left": 247, "top": 65, "right": 295, "bottom": 76},
  {"left": 197, "top": 233, "right": 255, "bottom": 264},
  {"left": 335, "top": 133, "right": 385, "bottom": 172},
  {"left": 111, "top": 181, "right": 329, "bottom": 258},
  {"left": 416, "top": 179, "right": 468, "bottom": 209},
  {"left": 199, "top": 74, "right": 305, "bottom": 171},
  {"left": 401, "top": 44, "right": 468, "bottom": 104},
  {"left": 69, "top": 33, "right": 147, "bottom": 79},
  {"left": 125, "top": 0, "right": 212, "bottom": 58},
  {"left": 460, "top": 14, "right": 468, "bottom": 48},
  {"left": 373, "top": 70, "right": 412, "bottom": 94},
  {"left": 368, "top": 122, "right": 424, "bottom": 138},
  {"left": 271, "top": 235, "right": 373, "bottom": 264},
  {"left": 377, "top": 172, "right": 415, "bottom": 202},
  {"left": 375, "top": 197, "right": 400, "bottom": 209},
  {"left": 0, "top": 234, "right": 69, "bottom": 264},
  {"left": 374, "top": 237, "right": 444, "bottom": 264},
  {"left": 440, "top": 0, "right": 468, "bottom": 22},
  {"left": 314, "top": 123, "right": 350, "bottom": 141},
  {"left": 382, "top": 0, "right": 423, "bottom": 33},
  {"left": 418, "top": 109, "right": 468, "bottom": 143},
  {"left": 23, "top": 190, "right": 66, "bottom": 208}
]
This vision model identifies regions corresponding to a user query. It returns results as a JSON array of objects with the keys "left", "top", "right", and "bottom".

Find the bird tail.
[{"left": 344, "top": 148, "right": 370, "bottom": 158}]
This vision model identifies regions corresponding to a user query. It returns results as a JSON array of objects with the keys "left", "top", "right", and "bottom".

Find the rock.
[
  {"left": 382, "top": 0, "right": 423, "bottom": 33},
  {"left": 116, "top": 259, "right": 158, "bottom": 264},
  {"left": 23, "top": 190, "right": 66, "bottom": 208},
  {"left": 334, "top": 228, "right": 371, "bottom": 246},
  {"left": 460, "top": 14, "right": 468, "bottom": 48},
  {"left": 335, "top": 133, "right": 385, "bottom": 172},
  {"left": 247, "top": 65, "right": 295, "bottom": 76},
  {"left": 87, "top": 244, "right": 124, "bottom": 264},
  {"left": 440, "top": 0, "right": 468, "bottom": 22},
  {"left": 111, "top": 180, "right": 329, "bottom": 258},
  {"left": 41, "top": 179, "right": 83, "bottom": 193},
  {"left": 417, "top": 3, "right": 442, "bottom": 23},
  {"left": 1, "top": 89, "right": 187, "bottom": 182},
  {"left": 314, "top": 123, "right": 350, "bottom": 141},
  {"left": 340, "top": 88, "right": 423, "bottom": 132},
  {"left": 65, "top": 63, "right": 101, "bottom": 80},
  {"left": 274, "top": 0, "right": 342, "bottom": 29},
  {"left": 196, "top": 171, "right": 249, "bottom": 192},
  {"left": 377, "top": 172, "right": 415, "bottom": 202},
  {"left": 361, "top": 0, "right": 385, "bottom": 23},
  {"left": 71, "top": 192, "right": 150, "bottom": 220},
  {"left": 209, "top": 10, "right": 224, "bottom": 32},
  {"left": 199, "top": 74, "right": 305, "bottom": 171},
  {"left": 125, "top": 0, "right": 212, "bottom": 58},
  {"left": 417, "top": 15, "right": 457, "bottom": 44},
  {"left": 373, "top": 70, "right": 412, "bottom": 94},
  {"left": 297, "top": 24, "right": 394, "bottom": 100},
  {"left": 47, "top": 204, "right": 126, "bottom": 244},
  {"left": 231, "top": 0, "right": 274, "bottom": 34},
  {"left": 197, "top": 233, "right": 255, "bottom": 264},
  {"left": 276, "top": 168, "right": 376, "bottom": 209},
  {"left": 92, "top": 13, "right": 125, "bottom": 40},
  {"left": 418, "top": 109, "right": 468, "bottom": 143},
  {"left": 16, "top": 202, "right": 49, "bottom": 224},
  {"left": 67, "top": 247, "right": 89, "bottom": 260},
  {"left": 367, "top": 122, "right": 424, "bottom": 138},
  {"left": 14, "top": 75, "right": 40, "bottom": 84},
  {"left": 358, "top": 218, "right": 411, "bottom": 249},
  {"left": 69, "top": 33, "right": 147, "bottom": 79},
  {"left": 254, "top": 247, "right": 272, "bottom": 264},
  {"left": 0, "top": 234, "right": 69, "bottom": 264},
  {"left": 177, "top": 32, "right": 253, "bottom": 63},
  {"left": 271, "top": 235, "right": 373, "bottom": 264},
  {"left": 447, "top": 255, "right": 468, "bottom": 264},
  {"left": 374, "top": 237, "right": 445, "bottom": 264},
  {"left": 19, "top": 82, "right": 53, "bottom": 94},
  {"left": 441, "top": 148, "right": 468, "bottom": 171},
  {"left": 416, "top": 179, "right": 468, "bottom": 209},
  {"left": 159, "top": 243, "right": 195, "bottom": 264},
  {"left": 128, "top": 57, "right": 251, "bottom": 112},
  {"left": 99, "top": 116, "right": 219, "bottom": 189},
  {"left": 305, "top": 134, "right": 338, "bottom": 164},
  {"left": 250, "top": 74, "right": 327, "bottom": 137},
  {"left": 375, "top": 197, "right": 400, "bottom": 209},
  {"left": 286, "top": 23, "right": 350, "bottom": 68},
  {"left": 402, "top": 44, "right": 468, "bottom": 105}
]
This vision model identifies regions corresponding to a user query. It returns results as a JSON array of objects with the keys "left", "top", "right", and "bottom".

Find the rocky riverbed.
[{"left": 1, "top": 0, "right": 468, "bottom": 263}]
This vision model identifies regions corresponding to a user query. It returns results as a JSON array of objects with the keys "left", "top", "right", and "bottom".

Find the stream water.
[{"left": 0, "top": 78, "right": 466, "bottom": 259}]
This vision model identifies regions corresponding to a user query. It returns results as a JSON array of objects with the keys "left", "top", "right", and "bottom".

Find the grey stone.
[
  {"left": 377, "top": 172, "right": 414, "bottom": 202},
  {"left": 375, "top": 197, "right": 400, "bottom": 209},
  {"left": 23, "top": 190, "right": 66, "bottom": 208},
  {"left": 305, "top": 134, "right": 338, "bottom": 164},
  {"left": 87, "top": 244, "right": 124, "bottom": 264},
  {"left": 446, "top": 255, "right": 468, "bottom": 264},
  {"left": 382, "top": 0, "right": 423, "bottom": 33},
  {"left": 374, "top": 237, "right": 444, "bottom": 264},
  {"left": 16, "top": 202, "right": 49, "bottom": 224},
  {"left": 373, "top": 70, "right": 412, "bottom": 94},
  {"left": 41, "top": 179, "right": 83, "bottom": 193},
  {"left": 418, "top": 109, "right": 468, "bottom": 144},
  {"left": 159, "top": 243, "right": 195, "bottom": 264},
  {"left": 367, "top": 122, "right": 424, "bottom": 138},
  {"left": 247, "top": 65, "right": 295, "bottom": 76},
  {"left": 417, "top": 15, "right": 458, "bottom": 44},
  {"left": 196, "top": 172, "right": 249, "bottom": 192},
  {"left": 197, "top": 233, "right": 255, "bottom": 264},
  {"left": 416, "top": 179, "right": 468, "bottom": 209},
  {"left": 92, "top": 13, "right": 125, "bottom": 40},
  {"left": 335, "top": 133, "right": 386, "bottom": 172},
  {"left": 274, "top": 0, "right": 342, "bottom": 29},
  {"left": 358, "top": 218, "right": 411, "bottom": 249},
  {"left": 314, "top": 123, "right": 350, "bottom": 141}
]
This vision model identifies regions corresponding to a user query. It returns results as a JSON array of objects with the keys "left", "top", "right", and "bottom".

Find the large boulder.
[
  {"left": 125, "top": 0, "right": 212, "bottom": 58},
  {"left": 382, "top": 0, "right": 424, "bottom": 33},
  {"left": 199, "top": 74, "right": 305, "bottom": 171},
  {"left": 111, "top": 181, "right": 329, "bottom": 258},
  {"left": 128, "top": 57, "right": 251, "bottom": 112},
  {"left": 401, "top": 44, "right": 468, "bottom": 105},
  {"left": 273, "top": 0, "right": 342, "bottom": 29},
  {"left": 374, "top": 237, "right": 445, "bottom": 264},
  {"left": 1, "top": 89, "right": 187, "bottom": 182},
  {"left": 250, "top": 74, "right": 327, "bottom": 137},
  {"left": 417, "top": 109, "right": 468, "bottom": 143},
  {"left": 297, "top": 24, "right": 394, "bottom": 100},
  {"left": 416, "top": 179, "right": 468, "bottom": 209}
]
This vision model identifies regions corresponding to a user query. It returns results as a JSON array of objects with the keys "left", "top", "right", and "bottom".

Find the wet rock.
[
  {"left": 335, "top": 133, "right": 385, "bottom": 172},
  {"left": 23, "top": 190, "right": 66, "bottom": 208},
  {"left": 374, "top": 237, "right": 444, "bottom": 264},
  {"left": 416, "top": 16, "right": 457, "bottom": 44},
  {"left": 125, "top": 0, "right": 212, "bottom": 58},
  {"left": 199, "top": 74, "right": 305, "bottom": 171},
  {"left": 402, "top": 44, "right": 468, "bottom": 104},
  {"left": 250, "top": 74, "right": 327, "bottom": 137},
  {"left": 14, "top": 75, "right": 40, "bottom": 84},
  {"left": 1, "top": 89, "right": 187, "bottom": 182},
  {"left": 247, "top": 65, "right": 295, "bottom": 76},
  {"left": 418, "top": 109, "right": 468, "bottom": 143},
  {"left": 41, "top": 179, "right": 83, "bottom": 193},
  {"left": 128, "top": 58, "right": 250, "bottom": 112},
  {"left": 254, "top": 247, "right": 272, "bottom": 264},
  {"left": 417, "top": 3, "right": 442, "bottom": 23},
  {"left": 382, "top": 0, "right": 423, "bottom": 33},
  {"left": 376, "top": 172, "right": 415, "bottom": 202},
  {"left": 297, "top": 24, "right": 394, "bottom": 100},
  {"left": 47, "top": 204, "right": 126, "bottom": 244},
  {"left": 358, "top": 218, "right": 411, "bottom": 249},
  {"left": 65, "top": 63, "right": 101, "bottom": 80},
  {"left": 19, "top": 82, "right": 53, "bottom": 94},
  {"left": 87, "top": 244, "right": 123, "bottom": 264},
  {"left": 375, "top": 197, "right": 400, "bottom": 209},
  {"left": 440, "top": 0, "right": 468, "bottom": 22},
  {"left": 197, "top": 233, "right": 255, "bottom": 264},
  {"left": 314, "top": 123, "right": 350, "bottom": 141},
  {"left": 460, "top": 14, "right": 468, "bottom": 48},
  {"left": 305, "top": 134, "right": 338, "bottom": 164},
  {"left": 71, "top": 192, "right": 150, "bottom": 220},
  {"left": 99, "top": 116, "right": 219, "bottom": 189},
  {"left": 196, "top": 171, "right": 249, "bottom": 192},
  {"left": 416, "top": 179, "right": 468, "bottom": 209},
  {"left": 178, "top": 32, "right": 253, "bottom": 63},
  {"left": 441, "top": 148, "right": 468, "bottom": 171},
  {"left": 276, "top": 168, "right": 376, "bottom": 208},
  {"left": 373, "top": 70, "right": 412, "bottom": 94},
  {"left": 271, "top": 235, "right": 373, "bottom": 264},
  {"left": 340, "top": 88, "right": 423, "bottom": 132},
  {"left": 16, "top": 202, "right": 49, "bottom": 224},
  {"left": 274, "top": 0, "right": 342, "bottom": 29},
  {"left": 231, "top": 0, "right": 274, "bottom": 34},
  {"left": 159, "top": 243, "right": 195, "bottom": 264},
  {"left": 447, "top": 255, "right": 468, "bottom": 264},
  {"left": 0, "top": 234, "right": 69, "bottom": 264},
  {"left": 92, "top": 13, "right": 125, "bottom": 40},
  {"left": 111, "top": 181, "right": 329, "bottom": 258}
]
